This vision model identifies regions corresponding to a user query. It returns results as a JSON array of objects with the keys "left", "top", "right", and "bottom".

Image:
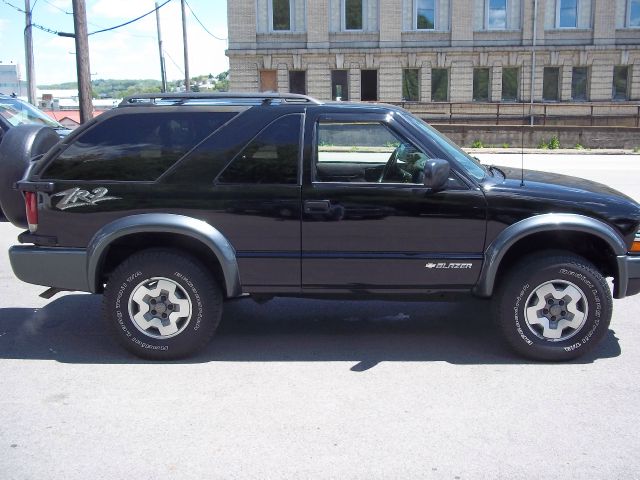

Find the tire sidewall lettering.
[
  {"left": 513, "top": 283, "right": 533, "bottom": 345},
  {"left": 173, "top": 271, "right": 203, "bottom": 331}
]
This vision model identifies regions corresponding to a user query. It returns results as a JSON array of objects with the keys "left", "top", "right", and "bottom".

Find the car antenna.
[{"left": 520, "top": 69, "right": 526, "bottom": 187}]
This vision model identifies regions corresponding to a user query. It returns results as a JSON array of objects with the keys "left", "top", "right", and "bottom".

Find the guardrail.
[{"left": 388, "top": 101, "right": 640, "bottom": 127}]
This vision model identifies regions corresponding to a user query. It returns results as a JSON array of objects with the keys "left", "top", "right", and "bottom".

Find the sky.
[{"left": 0, "top": 0, "right": 229, "bottom": 85}]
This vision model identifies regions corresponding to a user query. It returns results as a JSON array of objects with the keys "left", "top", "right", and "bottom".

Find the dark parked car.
[
  {"left": 0, "top": 92, "right": 639, "bottom": 361},
  {"left": 0, "top": 95, "right": 70, "bottom": 220},
  {"left": 0, "top": 94, "right": 70, "bottom": 140}
]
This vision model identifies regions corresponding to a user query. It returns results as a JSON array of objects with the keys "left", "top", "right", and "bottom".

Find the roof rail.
[{"left": 119, "top": 92, "right": 322, "bottom": 107}]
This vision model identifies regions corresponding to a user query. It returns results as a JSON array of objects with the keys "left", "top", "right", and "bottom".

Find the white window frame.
[
  {"left": 342, "top": 0, "right": 365, "bottom": 31},
  {"left": 485, "top": 0, "right": 509, "bottom": 30},
  {"left": 555, "top": 0, "right": 579, "bottom": 29},
  {"left": 627, "top": 0, "right": 640, "bottom": 27},
  {"left": 268, "top": 0, "right": 294, "bottom": 32},
  {"left": 414, "top": 0, "right": 438, "bottom": 31}
]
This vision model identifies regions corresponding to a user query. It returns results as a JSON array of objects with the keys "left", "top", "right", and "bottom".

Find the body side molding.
[
  {"left": 86, "top": 213, "right": 242, "bottom": 297},
  {"left": 474, "top": 213, "right": 628, "bottom": 298}
]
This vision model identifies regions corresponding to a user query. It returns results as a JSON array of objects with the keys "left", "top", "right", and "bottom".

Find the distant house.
[{"left": 44, "top": 110, "right": 106, "bottom": 129}]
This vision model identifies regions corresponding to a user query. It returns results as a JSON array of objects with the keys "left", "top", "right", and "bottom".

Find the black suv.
[{"left": 1, "top": 93, "right": 639, "bottom": 361}]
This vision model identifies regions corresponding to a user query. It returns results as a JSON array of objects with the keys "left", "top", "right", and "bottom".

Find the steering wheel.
[{"left": 378, "top": 144, "right": 402, "bottom": 183}]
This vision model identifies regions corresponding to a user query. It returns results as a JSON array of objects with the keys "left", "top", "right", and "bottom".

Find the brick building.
[
  {"left": 226, "top": 0, "right": 640, "bottom": 105},
  {"left": 0, "top": 63, "right": 26, "bottom": 97}
]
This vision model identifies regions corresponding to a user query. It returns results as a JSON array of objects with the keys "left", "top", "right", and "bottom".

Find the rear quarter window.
[{"left": 43, "top": 112, "right": 235, "bottom": 181}]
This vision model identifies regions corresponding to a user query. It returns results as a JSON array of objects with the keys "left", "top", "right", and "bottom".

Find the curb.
[{"left": 464, "top": 148, "right": 640, "bottom": 155}]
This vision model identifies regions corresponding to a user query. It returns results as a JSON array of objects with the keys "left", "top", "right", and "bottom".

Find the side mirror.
[{"left": 423, "top": 159, "right": 450, "bottom": 190}]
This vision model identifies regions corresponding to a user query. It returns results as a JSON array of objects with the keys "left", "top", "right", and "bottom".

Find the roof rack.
[{"left": 119, "top": 92, "right": 322, "bottom": 107}]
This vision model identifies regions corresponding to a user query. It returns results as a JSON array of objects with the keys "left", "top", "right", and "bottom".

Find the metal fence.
[{"left": 388, "top": 101, "right": 640, "bottom": 127}]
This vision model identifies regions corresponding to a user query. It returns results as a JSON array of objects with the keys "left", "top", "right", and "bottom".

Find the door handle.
[{"left": 304, "top": 200, "right": 331, "bottom": 214}]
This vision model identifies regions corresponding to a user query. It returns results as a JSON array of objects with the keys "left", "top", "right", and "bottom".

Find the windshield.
[
  {"left": 400, "top": 112, "right": 487, "bottom": 181},
  {"left": 0, "top": 98, "right": 63, "bottom": 129}
]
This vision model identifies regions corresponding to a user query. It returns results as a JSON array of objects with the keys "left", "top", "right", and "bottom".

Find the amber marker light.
[{"left": 631, "top": 233, "right": 640, "bottom": 253}]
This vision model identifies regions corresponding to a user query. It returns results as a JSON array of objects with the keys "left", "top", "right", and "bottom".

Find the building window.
[
  {"left": 331, "top": 70, "right": 349, "bottom": 100},
  {"left": 629, "top": 0, "right": 640, "bottom": 27},
  {"left": 571, "top": 67, "right": 589, "bottom": 101},
  {"left": 416, "top": 0, "right": 435, "bottom": 30},
  {"left": 260, "top": 70, "right": 278, "bottom": 92},
  {"left": 557, "top": 0, "right": 577, "bottom": 28},
  {"left": 403, "top": 69, "right": 420, "bottom": 101},
  {"left": 431, "top": 68, "right": 448, "bottom": 101},
  {"left": 271, "top": 0, "right": 291, "bottom": 31},
  {"left": 289, "top": 71, "right": 306, "bottom": 95},
  {"left": 344, "top": 0, "right": 363, "bottom": 30},
  {"left": 542, "top": 67, "right": 560, "bottom": 101},
  {"left": 613, "top": 66, "right": 630, "bottom": 100},
  {"left": 501, "top": 67, "right": 518, "bottom": 101},
  {"left": 361, "top": 70, "right": 378, "bottom": 101},
  {"left": 473, "top": 68, "right": 490, "bottom": 101},
  {"left": 487, "top": 0, "right": 507, "bottom": 30}
]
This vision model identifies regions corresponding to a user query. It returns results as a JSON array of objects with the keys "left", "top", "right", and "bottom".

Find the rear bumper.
[
  {"left": 616, "top": 255, "right": 640, "bottom": 299},
  {"left": 9, "top": 245, "right": 91, "bottom": 292}
]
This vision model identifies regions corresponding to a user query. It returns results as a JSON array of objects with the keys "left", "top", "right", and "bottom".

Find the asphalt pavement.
[{"left": 1, "top": 153, "right": 639, "bottom": 479}]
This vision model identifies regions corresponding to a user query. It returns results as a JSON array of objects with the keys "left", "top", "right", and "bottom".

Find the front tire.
[
  {"left": 103, "top": 249, "right": 223, "bottom": 360},
  {"left": 495, "top": 252, "right": 612, "bottom": 361}
]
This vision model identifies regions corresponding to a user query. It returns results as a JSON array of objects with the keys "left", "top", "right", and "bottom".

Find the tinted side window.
[
  {"left": 217, "top": 114, "right": 301, "bottom": 185},
  {"left": 43, "top": 112, "right": 235, "bottom": 181}
]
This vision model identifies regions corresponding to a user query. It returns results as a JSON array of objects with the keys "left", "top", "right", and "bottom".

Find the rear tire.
[
  {"left": 494, "top": 251, "right": 612, "bottom": 361},
  {"left": 103, "top": 249, "right": 223, "bottom": 360}
]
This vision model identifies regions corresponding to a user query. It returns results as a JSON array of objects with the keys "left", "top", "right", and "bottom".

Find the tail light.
[{"left": 25, "top": 191, "right": 38, "bottom": 233}]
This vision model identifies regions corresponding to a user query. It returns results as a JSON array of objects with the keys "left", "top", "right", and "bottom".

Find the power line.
[
  {"left": 163, "top": 48, "right": 184, "bottom": 76},
  {"left": 184, "top": 0, "right": 227, "bottom": 41},
  {"left": 39, "top": 0, "right": 157, "bottom": 39},
  {"left": 14, "top": 0, "right": 174, "bottom": 37},
  {"left": 87, "top": 0, "right": 173, "bottom": 35},
  {"left": 41, "top": 0, "right": 71, "bottom": 14},
  {"left": 1, "top": 0, "right": 26, "bottom": 13},
  {"left": 29, "top": 22, "right": 61, "bottom": 35}
]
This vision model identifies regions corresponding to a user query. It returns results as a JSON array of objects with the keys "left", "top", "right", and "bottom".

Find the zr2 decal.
[{"left": 53, "top": 187, "right": 120, "bottom": 210}]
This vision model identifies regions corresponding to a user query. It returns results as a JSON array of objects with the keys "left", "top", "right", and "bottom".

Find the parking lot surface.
[{"left": 1, "top": 153, "right": 639, "bottom": 479}]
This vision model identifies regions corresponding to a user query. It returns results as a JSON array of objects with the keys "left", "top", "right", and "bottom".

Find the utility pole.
[
  {"left": 71, "top": 0, "right": 93, "bottom": 124},
  {"left": 155, "top": 1, "right": 167, "bottom": 92},
  {"left": 24, "top": 0, "right": 36, "bottom": 105},
  {"left": 181, "top": 0, "right": 190, "bottom": 92}
]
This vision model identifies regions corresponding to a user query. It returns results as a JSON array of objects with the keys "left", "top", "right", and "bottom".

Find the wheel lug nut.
[
  {"left": 161, "top": 296, "right": 167, "bottom": 302},
  {"left": 559, "top": 300, "right": 565, "bottom": 306},
  {"left": 543, "top": 308, "right": 549, "bottom": 314},
  {"left": 548, "top": 299, "right": 554, "bottom": 305},
  {"left": 151, "top": 310, "right": 157, "bottom": 315},
  {"left": 561, "top": 311, "right": 566, "bottom": 316},
  {"left": 168, "top": 304, "right": 174, "bottom": 310},
  {"left": 162, "top": 313, "right": 167, "bottom": 318},
  {"left": 150, "top": 299, "right": 156, "bottom": 305}
]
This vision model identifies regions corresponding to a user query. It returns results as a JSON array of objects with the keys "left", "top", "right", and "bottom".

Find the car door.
[{"left": 301, "top": 111, "right": 487, "bottom": 292}]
